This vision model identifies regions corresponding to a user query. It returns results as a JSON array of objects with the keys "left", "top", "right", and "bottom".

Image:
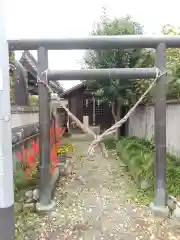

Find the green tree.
[
  {"left": 132, "top": 49, "right": 155, "bottom": 103},
  {"left": 83, "top": 14, "right": 154, "bottom": 137},
  {"left": 162, "top": 24, "right": 180, "bottom": 99}
]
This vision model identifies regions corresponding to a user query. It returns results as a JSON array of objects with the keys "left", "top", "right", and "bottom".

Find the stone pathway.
[{"left": 27, "top": 135, "right": 180, "bottom": 239}]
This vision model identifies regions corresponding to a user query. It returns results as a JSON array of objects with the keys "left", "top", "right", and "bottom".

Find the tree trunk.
[{"left": 111, "top": 100, "right": 121, "bottom": 140}]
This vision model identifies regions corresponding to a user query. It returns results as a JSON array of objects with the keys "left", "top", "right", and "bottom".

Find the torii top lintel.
[{"left": 8, "top": 35, "right": 180, "bottom": 51}]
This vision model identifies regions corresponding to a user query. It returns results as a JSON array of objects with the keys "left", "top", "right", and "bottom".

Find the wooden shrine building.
[{"left": 60, "top": 82, "right": 115, "bottom": 133}]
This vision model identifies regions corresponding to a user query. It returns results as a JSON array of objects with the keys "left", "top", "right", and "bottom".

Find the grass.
[
  {"left": 104, "top": 136, "right": 180, "bottom": 205},
  {"left": 15, "top": 164, "right": 38, "bottom": 193},
  {"left": 14, "top": 167, "right": 40, "bottom": 240}
]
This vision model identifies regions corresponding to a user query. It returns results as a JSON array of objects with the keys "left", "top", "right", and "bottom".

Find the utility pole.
[{"left": 0, "top": 0, "right": 14, "bottom": 239}]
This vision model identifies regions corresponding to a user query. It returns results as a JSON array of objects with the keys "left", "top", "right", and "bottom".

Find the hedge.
[{"left": 104, "top": 136, "right": 180, "bottom": 198}]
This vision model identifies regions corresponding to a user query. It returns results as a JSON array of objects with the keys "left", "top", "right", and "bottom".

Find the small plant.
[
  {"left": 57, "top": 143, "right": 75, "bottom": 155},
  {"left": 29, "top": 95, "right": 39, "bottom": 106}
]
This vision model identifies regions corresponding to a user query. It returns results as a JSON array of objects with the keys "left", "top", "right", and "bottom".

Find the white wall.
[
  {"left": 11, "top": 112, "right": 39, "bottom": 128},
  {"left": 129, "top": 101, "right": 180, "bottom": 156}
]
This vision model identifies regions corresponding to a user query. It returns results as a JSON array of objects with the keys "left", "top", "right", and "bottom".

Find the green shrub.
[
  {"left": 14, "top": 162, "right": 38, "bottom": 195},
  {"left": 103, "top": 136, "right": 117, "bottom": 150},
  {"left": 116, "top": 136, "right": 180, "bottom": 197},
  {"left": 29, "top": 95, "right": 38, "bottom": 106}
]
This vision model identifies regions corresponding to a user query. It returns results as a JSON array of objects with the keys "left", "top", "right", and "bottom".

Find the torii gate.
[{"left": 2, "top": 2, "right": 180, "bottom": 239}]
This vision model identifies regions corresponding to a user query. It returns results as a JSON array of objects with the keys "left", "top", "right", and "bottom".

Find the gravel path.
[{"left": 28, "top": 135, "right": 180, "bottom": 239}]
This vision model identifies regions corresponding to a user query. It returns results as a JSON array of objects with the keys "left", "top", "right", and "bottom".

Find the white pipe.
[
  {"left": 0, "top": 0, "right": 14, "bottom": 238},
  {"left": 0, "top": 0, "right": 14, "bottom": 209}
]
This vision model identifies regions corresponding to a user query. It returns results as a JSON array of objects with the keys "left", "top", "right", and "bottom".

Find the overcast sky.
[{"left": 5, "top": 0, "right": 180, "bottom": 89}]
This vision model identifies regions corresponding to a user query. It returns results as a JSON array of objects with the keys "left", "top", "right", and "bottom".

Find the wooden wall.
[{"left": 67, "top": 87, "right": 114, "bottom": 132}]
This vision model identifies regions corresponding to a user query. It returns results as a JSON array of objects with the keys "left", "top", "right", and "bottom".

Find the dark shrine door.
[{"left": 83, "top": 98, "right": 113, "bottom": 131}]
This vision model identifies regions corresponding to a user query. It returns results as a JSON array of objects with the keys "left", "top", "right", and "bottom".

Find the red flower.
[
  {"left": 56, "top": 127, "right": 65, "bottom": 143},
  {"left": 55, "top": 158, "right": 60, "bottom": 164},
  {"left": 18, "top": 122, "right": 64, "bottom": 177},
  {"left": 32, "top": 140, "right": 39, "bottom": 154},
  {"left": 16, "top": 152, "right": 23, "bottom": 162}
]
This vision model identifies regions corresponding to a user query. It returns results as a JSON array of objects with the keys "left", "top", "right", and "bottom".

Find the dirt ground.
[{"left": 25, "top": 135, "right": 180, "bottom": 240}]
